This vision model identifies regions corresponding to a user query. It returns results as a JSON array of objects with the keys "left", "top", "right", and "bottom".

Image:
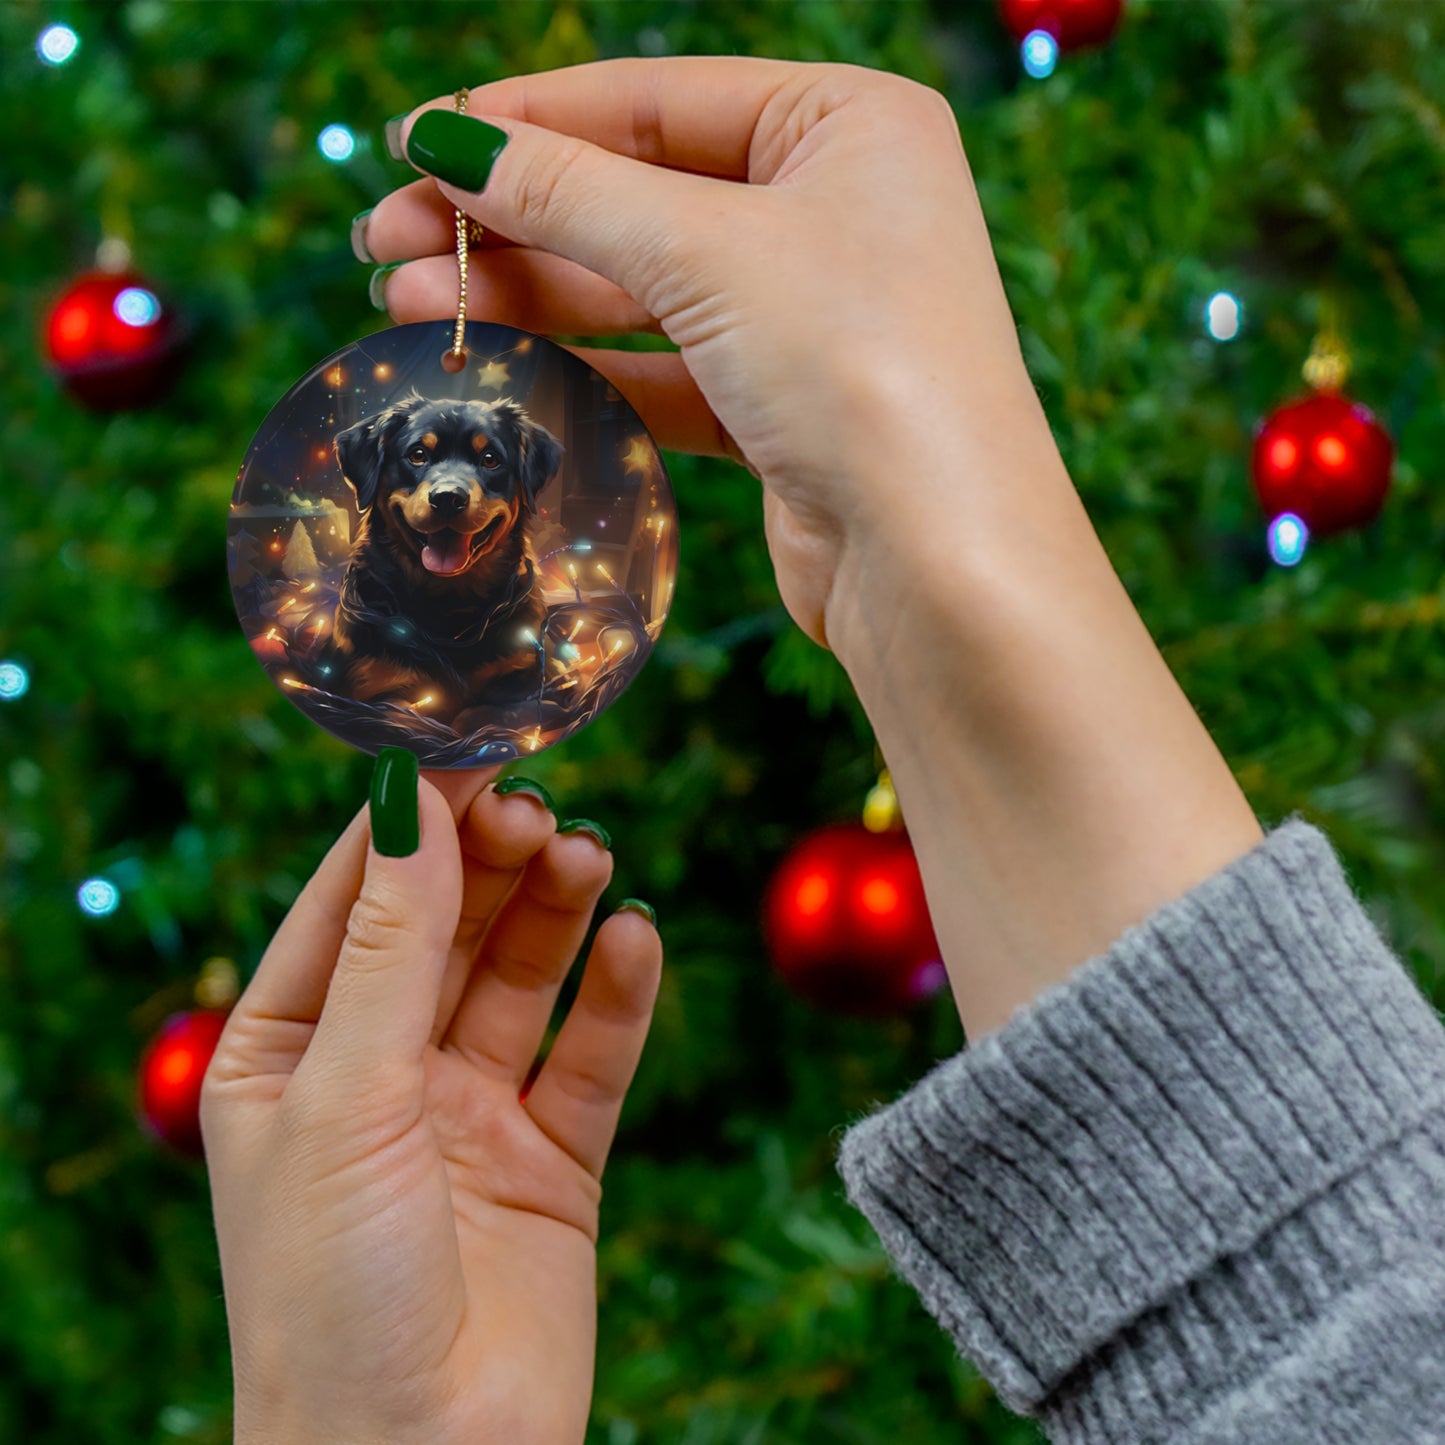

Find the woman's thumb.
[{"left": 303, "top": 749, "right": 463, "bottom": 1087}]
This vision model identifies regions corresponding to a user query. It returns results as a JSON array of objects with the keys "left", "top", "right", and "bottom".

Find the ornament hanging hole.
[{"left": 440, "top": 349, "right": 467, "bottom": 374}]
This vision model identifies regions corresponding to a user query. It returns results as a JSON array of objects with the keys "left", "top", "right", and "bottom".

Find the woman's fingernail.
[
  {"left": 617, "top": 898, "right": 657, "bottom": 926},
  {"left": 404, "top": 110, "right": 510, "bottom": 192},
  {"left": 370, "top": 747, "right": 420, "bottom": 857},
  {"left": 558, "top": 818, "right": 612, "bottom": 851},
  {"left": 384, "top": 113, "right": 409, "bottom": 162},
  {"left": 369, "top": 261, "right": 404, "bottom": 311},
  {"left": 350, "top": 208, "right": 375, "bottom": 264},
  {"left": 493, "top": 775, "right": 556, "bottom": 813}
]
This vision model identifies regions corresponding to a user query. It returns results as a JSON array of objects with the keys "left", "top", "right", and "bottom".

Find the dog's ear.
[
  {"left": 334, "top": 400, "right": 416, "bottom": 513},
  {"left": 518, "top": 420, "right": 564, "bottom": 510}
]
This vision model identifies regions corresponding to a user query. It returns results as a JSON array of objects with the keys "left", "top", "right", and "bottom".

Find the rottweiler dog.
[{"left": 326, "top": 392, "right": 564, "bottom": 724}]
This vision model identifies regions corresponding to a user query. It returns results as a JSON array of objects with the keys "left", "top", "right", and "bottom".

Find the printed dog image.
[
  {"left": 230, "top": 319, "right": 679, "bottom": 766},
  {"left": 324, "top": 392, "right": 564, "bottom": 726}
]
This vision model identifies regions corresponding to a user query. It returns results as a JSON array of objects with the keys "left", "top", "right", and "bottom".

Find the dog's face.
[{"left": 334, "top": 395, "right": 564, "bottom": 580}]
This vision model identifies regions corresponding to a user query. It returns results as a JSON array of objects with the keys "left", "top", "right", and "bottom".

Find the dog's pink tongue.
[{"left": 421, "top": 529, "right": 475, "bottom": 576}]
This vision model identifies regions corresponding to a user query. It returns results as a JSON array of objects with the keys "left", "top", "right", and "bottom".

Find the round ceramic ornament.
[{"left": 229, "top": 317, "right": 678, "bottom": 767}]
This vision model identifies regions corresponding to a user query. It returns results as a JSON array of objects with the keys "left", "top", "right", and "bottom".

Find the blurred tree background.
[{"left": 2, "top": 1, "right": 1443, "bottom": 1442}]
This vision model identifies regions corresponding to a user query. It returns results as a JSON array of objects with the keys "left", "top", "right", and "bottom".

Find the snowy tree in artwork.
[{"left": 283, "top": 521, "right": 321, "bottom": 578}]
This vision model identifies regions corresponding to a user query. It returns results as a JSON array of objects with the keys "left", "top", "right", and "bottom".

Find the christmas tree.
[
  {"left": 2, "top": 4, "right": 1443, "bottom": 1443},
  {"left": 281, "top": 519, "right": 320, "bottom": 579}
]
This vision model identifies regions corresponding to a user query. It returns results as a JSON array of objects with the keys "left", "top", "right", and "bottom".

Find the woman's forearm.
[{"left": 825, "top": 389, "right": 1263, "bottom": 1041}]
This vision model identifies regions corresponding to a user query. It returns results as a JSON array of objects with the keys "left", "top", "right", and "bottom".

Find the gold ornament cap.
[
  {"left": 195, "top": 956, "right": 240, "bottom": 1010},
  {"left": 863, "top": 767, "right": 903, "bottom": 832}
]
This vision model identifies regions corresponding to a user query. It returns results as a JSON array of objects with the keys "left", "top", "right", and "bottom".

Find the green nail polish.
[
  {"left": 350, "top": 208, "right": 375, "bottom": 264},
  {"left": 368, "top": 261, "right": 403, "bottom": 311},
  {"left": 405, "top": 110, "right": 510, "bottom": 192},
  {"left": 558, "top": 818, "right": 612, "bottom": 851},
  {"left": 370, "top": 747, "right": 420, "bottom": 857},
  {"left": 384, "top": 113, "right": 409, "bottom": 162},
  {"left": 617, "top": 898, "right": 656, "bottom": 926},
  {"left": 494, "top": 775, "right": 556, "bottom": 812}
]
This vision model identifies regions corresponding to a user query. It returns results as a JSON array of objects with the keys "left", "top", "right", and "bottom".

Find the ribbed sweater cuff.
[{"left": 835, "top": 817, "right": 1445, "bottom": 1434}]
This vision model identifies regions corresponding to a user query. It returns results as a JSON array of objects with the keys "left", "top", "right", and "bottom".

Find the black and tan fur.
[{"left": 326, "top": 392, "right": 564, "bottom": 722}]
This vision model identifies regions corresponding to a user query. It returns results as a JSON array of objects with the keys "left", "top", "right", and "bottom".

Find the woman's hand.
[
  {"left": 361, "top": 59, "right": 1262, "bottom": 1040},
  {"left": 361, "top": 56, "right": 1059, "bottom": 661},
  {"left": 201, "top": 761, "right": 661, "bottom": 1445}
]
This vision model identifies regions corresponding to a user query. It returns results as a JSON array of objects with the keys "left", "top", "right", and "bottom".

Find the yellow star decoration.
[
  {"left": 477, "top": 359, "right": 511, "bottom": 390},
  {"left": 621, "top": 435, "right": 653, "bottom": 475}
]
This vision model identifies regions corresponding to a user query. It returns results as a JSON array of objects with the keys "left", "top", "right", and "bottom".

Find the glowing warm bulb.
[
  {"left": 1316, "top": 434, "right": 1347, "bottom": 468},
  {"left": 621, "top": 436, "right": 653, "bottom": 474}
]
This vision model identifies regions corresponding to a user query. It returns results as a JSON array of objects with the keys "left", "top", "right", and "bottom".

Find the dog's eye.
[
  {"left": 407, "top": 446, "right": 429, "bottom": 466},
  {"left": 480, "top": 450, "right": 501, "bottom": 469}
]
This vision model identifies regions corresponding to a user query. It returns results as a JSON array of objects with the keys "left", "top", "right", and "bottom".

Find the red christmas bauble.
[
  {"left": 998, "top": 0, "right": 1124, "bottom": 49},
  {"left": 44, "top": 269, "right": 183, "bottom": 410},
  {"left": 137, "top": 1009, "right": 230, "bottom": 1157},
  {"left": 762, "top": 821, "right": 946, "bottom": 1017},
  {"left": 1251, "top": 391, "right": 1394, "bottom": 537}
]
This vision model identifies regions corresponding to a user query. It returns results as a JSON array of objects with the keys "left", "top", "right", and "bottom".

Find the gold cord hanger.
[{"left": 441, "top": 88, "right": 487, "bottom": 373}]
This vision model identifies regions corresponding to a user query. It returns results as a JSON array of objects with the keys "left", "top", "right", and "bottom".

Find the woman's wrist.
[{"left": 825, "top": 404, "right": 1263, "bottom": 1040}]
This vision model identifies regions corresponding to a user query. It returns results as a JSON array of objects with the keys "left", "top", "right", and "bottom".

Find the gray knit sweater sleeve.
[{"left": 835, "top": 817, "right": 1445, "bottom": 1443}]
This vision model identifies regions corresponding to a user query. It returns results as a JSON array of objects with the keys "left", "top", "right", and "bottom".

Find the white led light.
[
  {"left": 38, "top": 24, "right": 79, "bottom": 66},
  {"left": 1205, "top": 291, "right": 1242, "bottom": 342},
  {"left": 318, "top": 124, "right": 356, "bottom": 162},
  {"left": 0, "top": 660, "right": 29, "bottom": 700},
  {"left": 1022, "top": 30, "right": 1059, "bottom": 79},
  {"left": 1267, "top": 512, "right": 1308, "bottom": 567},
  {"left": 114, "top": 287, "right": 161, "bottom": 327},
  {"left": 78, "top": 878, "right": 121, "bottom": 917}
]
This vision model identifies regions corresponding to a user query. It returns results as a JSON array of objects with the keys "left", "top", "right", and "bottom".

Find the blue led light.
[
  {"left": 114, "top": 287, "right": 161, "bottom": 327},
  {"left": 476, "top": 741, "right": 519, "bottom": 763},
  {"left": 318, "top": 124, "right": 356, "bottom": 162},
  {"left": 1267, "top": 512, "right": 1309, "bottom": 567},
  {"left": 1022, "top": 29, "right": 1059, "bottom": 79},
  {"left": 1205, "top": 291, "right": 1242, "bottom": 341},
  {"left": 0, "top": 660, "right": 29, "bottom": 701},
  {"left": 38, "top": 24, "right": 79, "bottom": 65},
  {"left": 78, "top": 877, "right": 121, "bottom": 917}
]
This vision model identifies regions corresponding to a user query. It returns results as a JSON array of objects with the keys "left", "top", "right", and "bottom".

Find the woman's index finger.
[{"left": 418, "top": 54, "right": 810, "bottom": 181}]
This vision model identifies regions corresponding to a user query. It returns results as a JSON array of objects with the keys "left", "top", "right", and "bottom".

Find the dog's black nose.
[{"left": 428, "top": 485, "right": 469, "bottom": 517}]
